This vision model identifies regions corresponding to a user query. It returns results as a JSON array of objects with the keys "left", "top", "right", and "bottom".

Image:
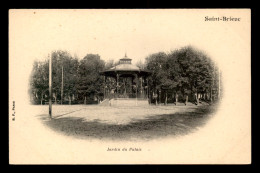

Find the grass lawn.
[{"left": 37, "top": 104, "right": 217, "bottom": 141}]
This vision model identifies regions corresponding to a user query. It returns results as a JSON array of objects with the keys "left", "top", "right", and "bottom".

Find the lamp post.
[
  {"left": 49, "top": 54, "right": 52, "bottom": 118},
  {"left": 61, "top": 66, "right": 64, "bottom": 105}
]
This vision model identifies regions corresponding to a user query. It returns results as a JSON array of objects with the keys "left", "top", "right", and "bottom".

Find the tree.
[
  {"left": 145, "top": 46, "right": 215, "bottom": 105},
  {"left": 76, "top": 54, "right": 105, "bottom": 103},
  {"left": 136, "top": 59, "right": 145, "bottom": 69},
  {"left": 29, "top": 50, "right": 79, "bottom": 105},
  {"left": 29, "top": 60, "right": 49, "bottom": 104},
  {"left": 51, "top": 50, "right": 79, "bottom": 104},
  {"left": 104, "top": 59, "right": 118, "bottom": 70},
  {"left": 174, "top": 46, "right": 214, "bottom": 104},
  {"left": 30, "top": 46, "right": 218, "bottom": 105},
  {"left": 145, "top": 52, "right": 168, "bottom": 104}
]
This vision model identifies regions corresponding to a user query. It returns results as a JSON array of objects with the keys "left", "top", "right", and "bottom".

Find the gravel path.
[{"left": 36, "top": 104, "right": 217, "bottom": 141}]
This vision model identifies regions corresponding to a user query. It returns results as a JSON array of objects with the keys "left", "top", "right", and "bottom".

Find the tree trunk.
[
  {"left": 210, "top": 87, "right": 213, "bottom": 102},
  {"left": 195, "top": 92, "right": 199, "bottom": 105},
  {"left": 104, "top": 76, "right": 106, "bottom": 99},
  {"left": 148, "top": 91, "right": 151, "bottom": 104},
  {"left": 165, "top": 91, "right": 168, "bottom": 105},
  {"left": 159, "top": 89, "right": 161, "bottom": 105},
  {"left": 116, "top": 73, "right": 119, "bottom": 97},
  {"left": 124, "top": 83, "right": 126, "bottom": 95},
  {"left": 54, "top": 93, "right": 57, "bottom": 105},
  {"left": 175, "top": 93, "right": 178, "bottom": 105},
  {"left": 185, "top": 95, "right": 188, "bottom": 105},
  {"left": 131, "top": 77, "right": 134, "bottom": 96},
  {"left": 155, "top": 90, "right": 158, "bottom": 105},
  {"left": 84, "top": 96, "right": 86, "bottom": 105},
  {"left": 69, "top": 96, "right": 71, "bottom": 105},
  {"left": 41, "top": 92, "right": 43, "bottom": 105}
]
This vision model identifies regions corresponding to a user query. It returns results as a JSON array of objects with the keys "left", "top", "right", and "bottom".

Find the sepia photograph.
[{"left": 9, "top": 9, "right": 251, "bottom": 164}]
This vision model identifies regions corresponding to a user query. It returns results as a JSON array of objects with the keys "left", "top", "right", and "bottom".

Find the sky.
[
  {"left": 10, "top": 9, "right": 250, "bottom": 65},
  {"left": 10, "top": 9, "right": 232, "bottom": 65}
]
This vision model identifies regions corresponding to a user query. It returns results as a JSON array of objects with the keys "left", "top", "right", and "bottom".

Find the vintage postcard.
[{"left": 9, "top": 9, "right": 251, "bottom": 164}]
